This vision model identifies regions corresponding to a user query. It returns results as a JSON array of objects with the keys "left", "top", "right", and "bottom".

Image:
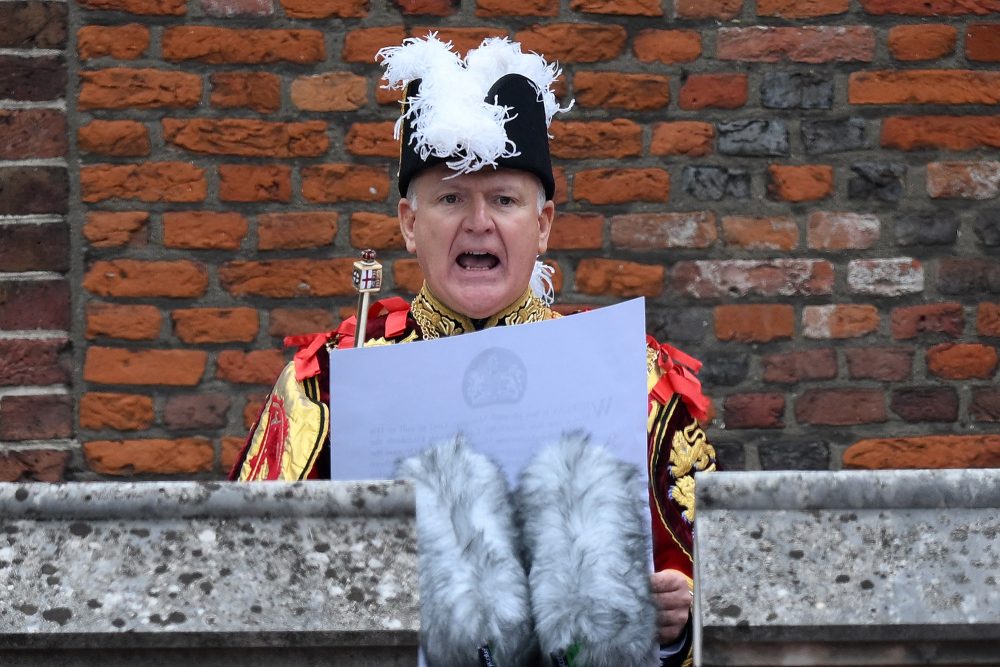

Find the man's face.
[{"left": 398, "top": 165, "right": 554, "bottom": 320}]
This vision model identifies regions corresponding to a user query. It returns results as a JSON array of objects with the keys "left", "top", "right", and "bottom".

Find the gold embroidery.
[
  {"left": 410, "top": 283, "right": 553, "bottom": 339},
  {"left": 669, "top": 420, "right": 717, "bottom": 523}
]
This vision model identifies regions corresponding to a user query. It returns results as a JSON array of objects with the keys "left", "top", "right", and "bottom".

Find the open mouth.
[{"left": 456, "top": 251, "right": 500, "bottom": 270}]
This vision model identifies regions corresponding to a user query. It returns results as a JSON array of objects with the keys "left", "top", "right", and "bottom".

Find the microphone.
[
  {"left": 397, "top": 437, "right": 536, "bottom": 666},
  {"left": 518, "top": 432, "right": 659, "bottom": 667}
]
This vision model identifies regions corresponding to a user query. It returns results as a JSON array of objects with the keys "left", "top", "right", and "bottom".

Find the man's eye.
[
  {"left": 441, "top": 194, "right": 459, "bottom": 204},
  {"left": 497, "top": 196, "right": 514, "bottom": 206}
]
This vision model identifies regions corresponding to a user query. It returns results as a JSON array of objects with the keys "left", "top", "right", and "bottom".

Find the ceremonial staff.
[{"left": 352, "top": 249, "right": 383, "bottom": 348}]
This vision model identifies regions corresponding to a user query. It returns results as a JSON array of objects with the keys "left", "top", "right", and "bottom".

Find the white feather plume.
[
  {"left": 518, "top": 433, "right": 660, "bottom": 667},
  {"left": 376, "top": 33, "right": 572, "bottom": 175},
  {"left": 529, "top": 259, "right": 555, "bottom": 306},
  {"left": 397, "top": 437, "right": 536, "bottom": 666}
]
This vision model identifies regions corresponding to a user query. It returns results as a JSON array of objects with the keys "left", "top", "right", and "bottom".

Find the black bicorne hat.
[{"left": 397, "top": 73, "right": 556, "bottom": 201}]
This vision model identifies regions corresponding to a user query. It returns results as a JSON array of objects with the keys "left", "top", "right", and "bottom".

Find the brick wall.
[{"left": 2, "top": 0, "right": 999, "bottom": 480}]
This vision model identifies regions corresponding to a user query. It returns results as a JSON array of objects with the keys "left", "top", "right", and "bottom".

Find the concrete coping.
[
  {"left": 0, "top": 480, "right": 415, "bottom": 520},
  {"left": 698, "top": 469, "right": 1000, "bottom": 511}
]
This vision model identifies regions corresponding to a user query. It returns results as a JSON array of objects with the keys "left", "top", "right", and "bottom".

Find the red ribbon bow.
[
  {"left": 283, "top": 297, "right": 412, "bottom": 381},
  {"left": 646, "top": 336, "right": 710, "bottom": 422}
]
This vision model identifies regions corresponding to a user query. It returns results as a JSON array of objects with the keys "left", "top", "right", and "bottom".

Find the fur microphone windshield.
[
  {"left": 377, "top": 34, "right": 571, "bottom": 177},
  {"left": 518, "top": 433, "right": 660, "bottom": 667},
  {"left": 397, "top": 437, "right": 536, "bottom": 667}
]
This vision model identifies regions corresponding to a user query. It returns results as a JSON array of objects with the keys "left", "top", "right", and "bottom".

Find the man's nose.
[{"left": 464, "top": 196, "right": 495, "bottom": 233}]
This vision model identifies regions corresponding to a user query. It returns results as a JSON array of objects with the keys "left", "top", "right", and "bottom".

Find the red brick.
[
  {"left": 574, "top": 168, "right": 669, "bottom": 205},
  {"left": 887, "top": 24, "right": 956, "bottom": 61},
  {"left": 550, "top": 120, "right": 642, "bottom": 159},
  {"left": 395, "top": 0, "right": 457, "bottom": 15},
  {"left": 243, "top": 393, "right": 267, "bottom": 429},
  {"left": 81, "top": 162, "right": 206, "bottom": 203},
  {"left": 553, "top": 167, "right": 569, "bottom": 206},
  {"left": 0, "top": 450, "right": 70, "bottom": 482},
  {"left": 0, "top": 338, "right": 71, "bottom": 387},
  {"left": 927, "top": 342, "right": 998, "bottom": 379},
  {"left": 633, "top": 29, "right": 701, "bottom": 63},
  {"left": 0, "top": 279, "right": 69, "bottom": 330},
  {"left": 574, "top": 258, "right": 664, "bottom": 298},
  {"left": 210, "top": 72, "right": 280, "bottom": 113},
  {"left": 861, "top": 0, "right": 1000, "bottom": 15},
  {"left": 172, "top": 308, "right": 259, "bottom": 344},
  {"left": 722, "top": 216, "right": 797, "bottom": 251},
  {"left": 393, "top": 258, "right": 424, "bottom": 294},
  {"left": 611, "top": 212, "right": 716, "bottom": 250},
  {"left": 549, "top": 213, "right": 604, "bottom": 250},
  {"left": 845, "top": 347, "right": 913, "bottom": 381},
  {"left": 679, "top": 74, "right": 747, "bottom": 110},
  {"left": 258, "top": 212, "right": 338, "bottom": 250},
  {"left": 301, "top": 164, "right": 390, "bottom": 203},
  {"left": 515, "top": 24, "right": 626, "bottom": 62},
  {"left": 342, "top": 26, "right": 406, "bottom": 63},
  {"left": 375, "top": 83, "right": 404, "bottom": 106},
  {"left": 571, "top": 0, "right": 660, "bottom": 14},
  {"left": 0, "top": 223, "right": 67, "bottom": 273},
  {"left": 77, "top": 24, "right": 149, "bottom": 60},
  {"left": 714, "top": 305, "right": 794, "bottom": 343},
  {"left": 844, "top": 435, "right": 1000, "bottom": 470},
  {"left": 163, "top": 118, "right": 328, "bottom": 158},
  {"left": 218, "top": 164, "right": 291, "bottom": 202},
  {"left": 927, "top": 161, "right": 1000, "bottom": 199},
  {"left": 269, "top": 308, "right": 337, "bottom": 337},
  {"left": 221, "top": 436, "right": 245, "bottom": 471},
  {"left": 971, "top": 387, "right": 1000, "bottom": 421},
  {"left": 882, "top": 116, "right": 1000, "bottom": 150},
  {"left": 675, "top": 0, "right": 741, "bottom": 18},
  {"left": 217, "top": 349, "right": 285, "bottom": 385},
  {"left": 757, "top": 0, "right": 848, "bottom": 17},
  {"left": 291, "top": 71, "right": 367, "bottom": 112},
  {"left": 83, "top": 211, "right": 148, "bottom": 248},
  {"left": 849, "top": 70, "right": 1000, "bottom": 104},
  {"left": 673, "top": 259, "right": 833, "bottom": 298},
  {"left": 162, "top": 26, "right": 324, "bottom": 64},
  {"left": 78, "top": 0, "right": 186, "bottom": 14},
  {"left": 890, "top": 386, "right": 959, "bottom": 422},
  {"left": 84, "top": 347, "right": 207, "bottom": 386},
  {"left": 967, "top": 24, "right": 1000, "bottom": 61},
  {"left": 84, "top": 438, "right": 214, "bottom": 475},
  {"left": 350, "top": 212, "right": 403, "bottom": 250},
  {"left": 978, "top": 303, "right": 1000, "bottom": 336},
  {"left": 650, "top": 122, "right": 713, "bottom": 157},
  {"left": 0, "top": 2, "right": 67, "bottom": 48},
  {"left": 345, "top": 122, "right": 396, "bottom": 157},
  {"left": 762, "top": 348, "right": 837, "bottom": 384},
  {"left": 0, "top": 109, "right": 66, "bottom": 159},
  {"left": 802, "top": 304, "right": 879, "bottom": 339},
  {"left": 891, "top": 303, "right": 964, "bottom": 339},
  {"left": 768, "top": 164, "right": 833, "bottom": 202},
  {"left": 573, "top": 72, "right": 668, "bottom": 110},
  {"left": 807, "top": 211, "right": 879, "bottom": 250},
  {"left": 847, "top": 258, "right": 924, "bottom": 296},
  {"left": 281, "top": 0, "right": 368, "bottom": 17},
  {"left": 718, "top": 26, "right": 875, "bottom": 63},
  {"left": 476, "top": 0, "right": 558, "bottom": 15},
  {"left": 796, "top": 388, "right": 886, "bottom": 425},
  {"left": 0, "top": 167, "right": 67, "bottom": 215},
  {"left": 162, "top": 211, "right": 247, "bottom": 250},
  {"left": 414, "top": 27, "right": 509, "bottom": 55},
  {"left": 84, "top": 259, "right": 207, "bottom": 299},
  {"left": 86, "top": 302, "right": 162, "bottom": 340},
  {"left": 220, "top": 259, "right": 356, "bottom": 297},
  {"left": 78, "top": 68, "right": 201, "bottom": 110},
  {"left": 80, "top": 392, "right": 154, "bottom": 430},
  {"left": 0, "top": 395, "right": 71, "bottom": 440},
  {"left": 0, "top": 54, "right": 65, "bottom": 102},
  {"left": 78, "top": 120, "right": 149, "bottom": 157},
  {"left": 724, "top": 393, "right": 785, "bottom": 429}
]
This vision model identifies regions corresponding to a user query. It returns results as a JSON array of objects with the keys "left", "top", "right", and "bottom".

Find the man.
[{"left": 231, "top": 35, "right": 715, "bottom": 666}]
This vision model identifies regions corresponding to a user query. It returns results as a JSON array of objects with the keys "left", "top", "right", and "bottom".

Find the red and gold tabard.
[{"left": 230, "top": 283, "right": 716, "bottom": 586}]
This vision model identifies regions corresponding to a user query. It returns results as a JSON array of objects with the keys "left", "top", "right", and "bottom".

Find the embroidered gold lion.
[{"left": 669, "top": 420, "right": 716, "bottom": 523}]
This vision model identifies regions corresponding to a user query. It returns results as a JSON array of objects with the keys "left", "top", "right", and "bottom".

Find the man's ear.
[
  {"left": 398, "top": 197, "right": 418, "bottom": 254},
  {"left": 536, "top": 199, "right": 555, "bottom": 254}
]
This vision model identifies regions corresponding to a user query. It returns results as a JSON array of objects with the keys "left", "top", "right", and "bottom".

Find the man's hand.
[{"left": 650, "top": 568, "right": 692, "bottom": 644}]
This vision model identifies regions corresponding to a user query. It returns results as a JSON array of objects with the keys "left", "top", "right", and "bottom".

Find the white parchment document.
[{"left": 328, "top": 297, "right": 649, "bottom": 485}]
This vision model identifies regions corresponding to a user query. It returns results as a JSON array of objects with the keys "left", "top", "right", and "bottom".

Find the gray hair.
[{"left": 405, "top": 178, "right": 547, "bottom": 214}]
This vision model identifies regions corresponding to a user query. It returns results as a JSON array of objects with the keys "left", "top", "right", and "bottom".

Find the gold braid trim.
[{"left": 410, "top": 283, "right": 556, "bottom": 339}]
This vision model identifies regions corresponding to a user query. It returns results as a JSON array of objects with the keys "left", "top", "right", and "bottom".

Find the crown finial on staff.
[{"left": 352, "top": 249, "right": 383, "bottom": 348}]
